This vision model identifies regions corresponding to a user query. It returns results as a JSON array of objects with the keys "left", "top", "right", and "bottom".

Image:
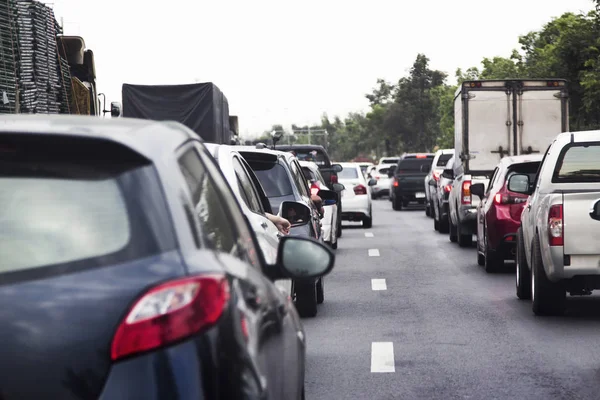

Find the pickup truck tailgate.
[
  {"left": 563, "top": 191, "right": 600, "bottom": 255},
  {"left": 398, "top": 174, "right": 426, "bottom": 191}
]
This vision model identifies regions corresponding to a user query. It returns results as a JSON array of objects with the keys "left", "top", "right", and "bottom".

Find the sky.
[{"left": 48, "top": 0, "right": 594, "bottom": 138}]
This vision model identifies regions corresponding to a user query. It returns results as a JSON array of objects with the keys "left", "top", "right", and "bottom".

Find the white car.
[
  {"left": 369, "top": 164, "right": 395, "bottom": 199},
  {"left": 338, "top": 162, "right": 376, "bottom": 228},
  {"left": 299, "top": 160, "right": 340, "bottom": 249}
]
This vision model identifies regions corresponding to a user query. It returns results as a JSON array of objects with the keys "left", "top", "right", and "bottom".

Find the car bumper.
[
  {"left": 341, "top": 195, "right": 370, "bottom": 220},
  {"left": 392, "top": 187, "right": 426, "bottom": 201}
]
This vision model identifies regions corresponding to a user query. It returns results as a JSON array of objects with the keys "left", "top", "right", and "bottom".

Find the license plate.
[{"left": 415, "top": 192, "right": 425, "bottom": 199}]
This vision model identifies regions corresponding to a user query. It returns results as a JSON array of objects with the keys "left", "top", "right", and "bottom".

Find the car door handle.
[{"left": 261, "top": 221, "right": 268, "bottom": 229}]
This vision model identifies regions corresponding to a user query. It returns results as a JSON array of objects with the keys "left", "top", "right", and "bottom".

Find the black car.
[
  {"left": 0, "top": 115, "right": 335, "bottom": 400},
  {"left": 389, "top": 153, "right": 435, "bottom": 210},
  {"left": 273, "top": 144, "right": 344, "bottom": 237},
  {"left": 238, "top": 146, "right": 338, "bottom": 318}
]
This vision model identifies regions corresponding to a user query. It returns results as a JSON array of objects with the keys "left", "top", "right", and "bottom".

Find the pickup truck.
[
  {"left": 514, "top": 130, "right": 600, "bottom": 316},
  {"left": 390, "top": 153, "right": 434, "bottom": 211}
]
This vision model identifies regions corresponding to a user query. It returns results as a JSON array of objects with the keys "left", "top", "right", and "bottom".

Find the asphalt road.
[{"left": 303, "top": 199, "right": 600, "bottom": 400}]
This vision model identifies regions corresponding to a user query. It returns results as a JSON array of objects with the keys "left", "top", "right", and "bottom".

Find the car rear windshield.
[
  {"left": 381, "top": 159, "right": 399, "bottom": 164},
  {"left": 0, "top": 134, "right": 176, "bottom": 280},
  {"left": 251, "top": 161, "right": 294, "bottom": 197},
  {"left": 553, "top": 143, "right": 600, "bottom": 183},
  {"left": 377, "top": 166, "right": 394, "bottom": 175},
  {"left": 506, "top": 161, "right": 541, "bottom": 184},
  {"left": 289, "top": 150, "right": 328, "bottom": 166},
  {"left": 338, "top": 167, "right": 359, "bottom": 179},
  {"left": 437, "top": 154, "right": 453, "bottom": 167},
  {"left": 396, "top": 159, "right": 432, "bottom": 172}
]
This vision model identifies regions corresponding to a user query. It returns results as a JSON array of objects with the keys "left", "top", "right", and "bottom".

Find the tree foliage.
[{"left": 257, "top": 2, "right": 600, "bottom": 161}]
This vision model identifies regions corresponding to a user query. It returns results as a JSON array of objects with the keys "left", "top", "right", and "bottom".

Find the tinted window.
[
  {"left": 397, "top": 159, "right": 432, "bottom": 172},
  {"left": 178, "top": 148, "right": 236, "bottom": 253},
  {"left": 289, "top": 150, "right": 328, "bottom": 166},
  {"left": 437, "top": 154, "right": 453, "bottom": 167},
  {"left": 290, "top": 160, "right": 310, "bottom": 197},
  {"left": 377, "top": 166, "right": 394, "bottom": 175},
  {"left": 506, "top": 162, "right": 541, "bottom": 184},
  {"left": 252, "top": 161, "right": 294, "bottom": 197},
  {"left": 302, "top": 167, "right": 317, "bottom": 181},
  {"left": 381, "top": 159, "right": 399, "bottom": 164},
  {"left": 553, "top": 144, "right": 600, "bottom": 182},
  {"left": 233, "top": 156, "right": 263, "bottom": 214},
  {"left": 339, "top": 166, "right": 359, "bottom": 179}
]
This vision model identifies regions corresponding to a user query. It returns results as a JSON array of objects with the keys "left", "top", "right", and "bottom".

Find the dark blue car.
[{"left": 0, "top": 115, "right": 335, "bottom": 400}]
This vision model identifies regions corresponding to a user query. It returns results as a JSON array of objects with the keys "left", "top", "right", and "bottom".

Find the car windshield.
[
  {"left": 338, "top": 166, "right": 359, "bottom": 179},
  {"left": 252, "top": 162, "right": 294, "bottom": 197},
  {"left": 397, "top": 158, "right": 432, "bottom": 172},
  {"left": 553, "top": 144, "right": 600, "bottom": 182},
  {"left": 437, "top": 154, "right": 453, "bottom": 167}
]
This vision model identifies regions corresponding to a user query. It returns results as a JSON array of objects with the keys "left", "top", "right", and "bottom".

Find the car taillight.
[
  {"left": 354, "top": 184, "right": 367, "bottom": 195},
  {"left": 111, "top": 274, "right": 230, "bottom": 361},
  {"left": 494, "top": 193, "right": 527, "bottom": 205},
  {"left": 548, "top": 204, "right": 563, "bottom": 246},
  {"left": 461, "top": 180, "right": 471, "bottom": 205},
  {"left": 433, "top": 171, "right": 441, "bottom": 181},
  {"left": 444, "top": 184, "right": 452, "bottom": 193},
  {"left": 330, "top": 175, "right": 338, "bottom": 184},
  {"left": 393, "top": 180, "right": 399, "bottom": 187}
]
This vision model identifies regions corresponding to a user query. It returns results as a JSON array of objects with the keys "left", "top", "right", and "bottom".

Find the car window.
[
  {"left": 289, "top": 149, "right": 328, "bottom": 166},
  {"left": 0, "top": 145, "right": 174, "bottom": 275},
  {"left": 290, "top": 160, "right": 310, "bottom": 197},
  {"left": 506, "top": 162, "right": 541, "bottom": 185},
  {"left": 396, "top": 159, "right": 432, "bottom": 172},
  {"left": 302, "top": 166, "right": 317, "bottom": 181},
  {"left": 252, "top": 160, "right": 294, "bottom": 198},
  {"left": 437, "top": 154, "right": 453, "bottom": 167},
  {"left": 233, "top": 156, "right": 264, "bottom": 214},
  {"left": 339, "top": 166, "right": 359, "bottom": 179},
  {"left": 381, "top": 159, "right": 399, "bottom": 164},
  {"left": 553, "top": 143, "right": 600, "bottom": 183}
]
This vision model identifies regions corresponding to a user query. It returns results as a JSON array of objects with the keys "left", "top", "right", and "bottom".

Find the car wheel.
[
  {"left": 484, "top": 241, "right": 502, "bottom": 273},
  {"left": 330, "top": 240, "right": 338, "bottom": 250},
  {"left": 457, "top": 219, "right": 472, "bottom": 248},
  {"left": 363, "top": 211, "right": 373, "bottom": 228},
  {"left": 316, "top": 278, "right": 324, "bottom": 304},
  {"left": 531, "top": 236, "right": 566, "bottom": 316},
  {"left": 449, "top": 217, "right": 458, "bottom": 243},
  {"left": 516, "top": 228, "right": 531, "bottom": 300},
  {"left": 439, "top": 207, "right": 450, "bottom": 234},
  {"left": 425, "top": 203, "right": 431, "bottom": 217},
  {"left": 433, "top": 206, "right": 439, "bottom": 231},
  {"left": 477, "top": 252, "right": 485, "bottom": 266},
  {"left": 392, "top": 196, "right": 402, "bottom": 211},
  {"left": 295, "top": 283, "right": 318, "bottom": 318}
]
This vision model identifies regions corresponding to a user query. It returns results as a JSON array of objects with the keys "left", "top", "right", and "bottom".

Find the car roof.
[
  {"left": 275, "top": 144, "right": 327, "bottom": 151},
  {"left": 298, "top": 160, "right": 319, "bottom": 170},
  {"left": 498, "top": 154, "right": 544, "bottom": 168},
  {"left": 400, "top": 153, "right": 435, "bottom": 158},
  {"left": 436, "top": 149, "right": 454, "bottom": 155},
  {"left": 0, "top": 114, "right": 194, "bottom": 160}
]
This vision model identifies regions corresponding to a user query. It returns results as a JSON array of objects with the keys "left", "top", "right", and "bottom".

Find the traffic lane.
[{"left": 303, "top": 200, "right": 600, "bottom": 399}]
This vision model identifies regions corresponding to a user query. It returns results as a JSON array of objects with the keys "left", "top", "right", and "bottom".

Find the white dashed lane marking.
[
  {"left": 371, "top": 342, "right": 395, "bottom": 373},
  {"left": 371, "top": 279, "right": 387, "bottom": 291},
  {"left": 365, "top": 232, "right": 374, "bottom": 237},
  {"left": 368, "top": 249, "right": 380, "bottom": 257}
]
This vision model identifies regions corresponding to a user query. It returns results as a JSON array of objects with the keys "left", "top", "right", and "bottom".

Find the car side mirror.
[
  {"left": 507, "top": 174, "right": 531, "bottom": 195},
  {"left": 368, "top": 178, "right": 377, "bottom": 186},
  {"left": 276, "top": 236, "right": 334, "bottom": 279},
  {"left": 317, "top": 189, "right": 338, "bottom": 206},
  {"left": 332, "top": 183, "right": 345, "bottom": 192},
  {"left": 470, "top": 183, "right": 485, "bottom": 198},
  {"left": 110, "top": 101, "right": 122, "bottom": 117},
  {"left": 442, "top": 169, "right": 454, "bottom": 180},
  {"left": 387, "top": 169, "right": 394, "bottom": 178},
  {"left": 279, "top": 201, "right": 312, "bottom": 227},
  {"left": 589, "top": 199, "right": 600, "bottom": 221},
  {"left": 332, "top": 164, "right": 343, "bottom": 173}
]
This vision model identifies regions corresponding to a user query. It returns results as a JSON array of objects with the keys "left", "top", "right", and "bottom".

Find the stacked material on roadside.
[
  {"left": 0, "top": 0, "right": 73, "bottom": 114},
  {"left": 0, "top": 0, "right": 19, "bottom": 113}
]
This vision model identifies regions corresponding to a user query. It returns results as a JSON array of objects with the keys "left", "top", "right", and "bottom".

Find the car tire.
[
  {"left": 457, "top": 219, "right": 472, "bottom": 248},
  {"left": 433, "top": 210, "right": 440, "bottom": 231},
  {"left": 425, "top": 203, "right": 431, "bottom": 217},
  {"left": 477, "top": 252, "right": 485, "bottom": 266},
  {"left": 484, "top": 243, "right": 502, "bottom": 273},
  {"left": 516, "top": 228, "right": 531, "bottom": 300},
  {"left": 439, "top": 208, "right": 450, "bottom": 234},
  {"left": 295, "top": 283, "right": 318, "bottom": 318},
  {"left": 449, "top": 217, "right": 458, "bottom": 243},
  {"left": 531, "top": 235, "right": 566, "bottom": 316},
  {"left": 363, "top": 211, "right": 373, "bottom": 228},
  {"left": 316, "top": 278, "right": 324, "bottom": 304},
  {"left": 331, "top": 240, "right": 338, "bottom": 250},
  {"left": 392, "top": 196, "right": 402, "bottom": 211}
]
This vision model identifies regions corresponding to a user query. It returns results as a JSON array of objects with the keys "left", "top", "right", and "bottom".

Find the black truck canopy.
[{"left": 122, "top": 82, "right": 231, "bottom": 144}]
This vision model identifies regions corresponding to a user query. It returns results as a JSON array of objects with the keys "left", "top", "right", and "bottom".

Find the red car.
[{"left": 471, "top": 154, "right": 543, "bottom": 272}]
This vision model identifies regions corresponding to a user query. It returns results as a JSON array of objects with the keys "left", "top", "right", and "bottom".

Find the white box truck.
[{"left": 447, "top": 79, "right": 569, "bottom": 247}]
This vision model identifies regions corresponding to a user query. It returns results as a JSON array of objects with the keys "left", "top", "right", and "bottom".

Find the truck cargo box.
[{"left": 122, "top": 82, "right": 231, "bottom": 144}]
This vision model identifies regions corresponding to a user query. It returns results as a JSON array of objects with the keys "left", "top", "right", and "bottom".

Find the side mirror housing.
[
  {"left": 507, "top": 174, "right": 531, "bottom": 195},
  {"left": 368, "top": 178, "right": 377, "bottom": 186},
  {"left": 317, "top": 189, "right": 338, "bottom": 206},
  {"left": 387, "top": 169, "right": 394, "bottom": 178},
  {"left": 442, "top": 169, "right": 454, "bottom": 180},
  {"left": 276, "top": 236, "right": 335, "bottom": 280},
  {"left": 332, "top": 183, "right": 345, "bottom": 192},
  {"left": 332, "top": 164, "right": 343, "bottom": 173},
  {"left": 589, "top": 199, "right": 600, "bottom": 221},
  {"left": 110, "top": 101, "right": 122, "bottom": 117},
  {"left": 279, "top": 201, "right": 312, "bottom": 227},
  {"left": 470, "top": 183, "right": 485, "bottom": 198}
]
